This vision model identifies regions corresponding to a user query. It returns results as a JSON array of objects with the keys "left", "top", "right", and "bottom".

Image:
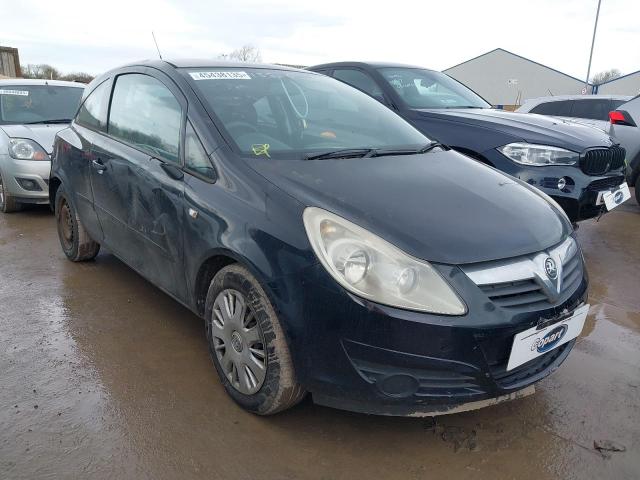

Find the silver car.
[
  {"left": 516, "top": 94, "right": 631, "bottom": 132},
  {"left": 0, "top": 79, "right": 84, "bottom": 212}
]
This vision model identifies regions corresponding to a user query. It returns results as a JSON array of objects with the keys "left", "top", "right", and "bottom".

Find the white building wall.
[
  {"left": 597, "top": 72, "right": 640, "bottom": 96},
  {"left": 444, "top": 49, "right": 586, "bottom": 106}
]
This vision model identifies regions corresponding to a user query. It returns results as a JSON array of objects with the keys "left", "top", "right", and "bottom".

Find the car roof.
[
  {"left": 523, "top": 94, "right": 632, "bottom": 104},
  {"left": 115, "top": 59, "right": 311, "bottom": 73},
  {"left": 0, "top": 78, "right": 85, "bottom": 88},
  {"left": 309, "top": 61, "right": 437, "bottom": 72}
]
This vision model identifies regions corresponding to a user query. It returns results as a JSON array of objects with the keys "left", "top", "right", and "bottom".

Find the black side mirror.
[{"left": 160, "top": 162, "right": 184, "bottom": 180}]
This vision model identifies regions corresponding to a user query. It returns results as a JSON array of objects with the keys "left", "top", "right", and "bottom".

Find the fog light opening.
[{"left": 16, "top": 178, "right": 42, "bottom": 192}]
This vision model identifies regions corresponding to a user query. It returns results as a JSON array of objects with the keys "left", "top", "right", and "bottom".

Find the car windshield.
[
  {"left": 378, "top": 68, "right": 491, "bottom": 110},
  {"left": 183, "top": 68, "right": 429, "bottom": 159},
  {"left": 0, "top": 84, "right": 84, "bottom": 125}
]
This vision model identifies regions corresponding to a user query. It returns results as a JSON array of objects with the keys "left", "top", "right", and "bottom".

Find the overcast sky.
[{"left": 1, "top": 0, "right": 638, "bottom": 79}]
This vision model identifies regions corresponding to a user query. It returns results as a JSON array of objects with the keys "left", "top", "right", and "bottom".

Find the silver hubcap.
[
  {"left": 0, "top": 174, "right": 5, "bottom": 207},
  {"left": 211, "top": 289, "right": 267, "bottom": 395}
]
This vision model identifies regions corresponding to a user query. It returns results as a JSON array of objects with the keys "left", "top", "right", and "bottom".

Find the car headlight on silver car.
[
  {"left": 498, "top": 142, "right": 579, "bottom": 166},
  {"left": 8, "top": 138, "right": 49, "bottom": 161},
  {"left": 303, "top": 207, "right": 467, "bottom": 315}
]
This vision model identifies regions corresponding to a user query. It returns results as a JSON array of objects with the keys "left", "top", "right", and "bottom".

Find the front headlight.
[
  {"left": 303, "top": 207, "right": 467, "bottom": 315},
  {"left": 498, "top": 142, "right": 579, "bottom": 166},
  {"left": 8, "top": 138, "right": 48, "bottom": 161}
]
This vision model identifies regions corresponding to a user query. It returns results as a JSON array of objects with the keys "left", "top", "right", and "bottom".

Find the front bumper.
[
  {"left": 481, "top": 150, "right": 626, "bottom": 222},
  {"left": 0, "top": 154, "right": 50, "bottom": 203},
  {"left": 275, "top": 259, "right": 588, "bottom": 416}
]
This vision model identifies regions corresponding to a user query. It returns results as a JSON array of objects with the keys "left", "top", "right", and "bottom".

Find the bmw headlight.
[
  {"left": 498, "top": 143, "right": 579, "bottom": 166},
  {"left": 8, "top": 138, "right": 48, "bottom": 161},
  {"left": 303, "top": 207, "right": 467, "bottom": 315}
]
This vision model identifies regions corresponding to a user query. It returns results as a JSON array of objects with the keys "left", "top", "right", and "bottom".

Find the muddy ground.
[{"left": 1, "top": 195, "right": 639, "bottom": 480}]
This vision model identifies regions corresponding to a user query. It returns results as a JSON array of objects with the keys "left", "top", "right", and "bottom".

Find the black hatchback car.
[
  {"left": 51, "top": 60, "right": 590, "bottom": 416},
  {"left": 308, "top": 62, "right": 630, "bottom": 222}
]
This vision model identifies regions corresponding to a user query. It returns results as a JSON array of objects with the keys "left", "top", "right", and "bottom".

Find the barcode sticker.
[
  {"left": 0, "top": 89, "right": 29, "bottom": 96},
  {"left": 189, "top": 71, "right": 251, "bottom": 80}
]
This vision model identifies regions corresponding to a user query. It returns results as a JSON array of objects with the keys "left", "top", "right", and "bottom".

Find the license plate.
[
  {"left": 506, "top": 304, "right": 590, "bottom": 371},
  {"left": 596, "top": 183, "right": 631, "bottom": 211}
]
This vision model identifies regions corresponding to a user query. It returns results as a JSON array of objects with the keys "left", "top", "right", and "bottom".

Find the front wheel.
[
  {"left": 0, "top": 171, "right": 22, "bottom": 213},
  {"left": 55, "top": 186, "right": 100, "bottom": 261},
  {"left": 205, "top": 264, "right": 306, "bottom": 415}
]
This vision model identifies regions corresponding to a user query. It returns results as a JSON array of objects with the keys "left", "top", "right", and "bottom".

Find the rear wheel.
[
  {"left": 205, "top": 264, "right": 306, "bottom": 415},
  {"left": 0, "top": 171, "right": 22, "bottom": 213},
  {"left": 55, "top": 186, "right": 100, "bottom": 261}
]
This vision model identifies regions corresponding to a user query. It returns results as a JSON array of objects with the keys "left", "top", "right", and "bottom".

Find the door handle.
[{"left": 92, "top": 159, "right": 107, "bottom": 173}]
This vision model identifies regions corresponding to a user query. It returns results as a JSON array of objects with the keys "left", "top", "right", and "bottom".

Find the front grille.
[
  {"left": 585, "top": 175, "right": 625, "bottom": 192},
  {"left": 581, "top": 146, "right": 626, "bottom": 175},
  {"left": 463, "top": 237, "right": 583, "bottom": 311},
  {"left": 479, "top": 279, "right": 547, "bottom": 309},
  {"left": 490, "top": 342, "right": 571, "bottom": 389}
]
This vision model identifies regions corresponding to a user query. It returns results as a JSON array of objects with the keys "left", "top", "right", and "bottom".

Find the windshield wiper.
[
  {"left": 24, "top": 119, "right": 73, "bottom": 124},
  {"left": 364, "top": 141, "right": 444, "bottom": 158},
  {"left": 304, "top": 148, "right": 375, "bottom": 161}
]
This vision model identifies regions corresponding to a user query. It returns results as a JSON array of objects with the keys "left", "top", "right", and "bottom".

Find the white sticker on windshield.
[
  {"left": 189, "top": 71, "right": 251, "bottom": 80},
  {"left": 0, "top": 89, "right": 29, "bottom": 96}
]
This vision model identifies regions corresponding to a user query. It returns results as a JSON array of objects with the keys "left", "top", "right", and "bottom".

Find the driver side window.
[{"left": 108, "top": 73, "right": 182, "bottom": 164}]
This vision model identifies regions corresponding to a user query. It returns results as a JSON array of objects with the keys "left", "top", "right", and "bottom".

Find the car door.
[
  {"left": 66, "top": 78, "right": 112, "bottom": 240},
  {"left": 92, "top": 69, "right": 188, "bottom": 302}
]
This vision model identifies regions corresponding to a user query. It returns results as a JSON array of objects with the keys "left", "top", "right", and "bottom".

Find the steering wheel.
[{"left": 225, "top": 121, "right": 258, "bottom": 136}]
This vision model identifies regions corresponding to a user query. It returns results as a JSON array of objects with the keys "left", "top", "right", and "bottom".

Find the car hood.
[
  {"left": 0, "top": 123, "right": 70, "bottom": 154},
  {"left": 413, "top": 108, "right": 614, "bottom": 151},
  {"left": 247, "top": 149, "right": 570, "bottom": 265}
]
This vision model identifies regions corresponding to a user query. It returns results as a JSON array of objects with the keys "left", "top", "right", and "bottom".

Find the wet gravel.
[{"left": 1, "top": 195, "right": 639, "bottom": 479}]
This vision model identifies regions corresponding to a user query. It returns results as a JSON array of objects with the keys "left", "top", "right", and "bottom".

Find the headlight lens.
[
  {"left": 303, "top": 207, "right": 467, "bottom": 315},
  {"left": 8, "top": 138, "right": 48, "bottom": 161},
  {"left": 498, "top": 142, "right": 579, "bottom": 166}
]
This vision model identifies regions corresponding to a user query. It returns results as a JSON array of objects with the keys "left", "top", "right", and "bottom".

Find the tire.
[
  {"left": 55, "top": 186, "right": 100, "bottom": 261},
  {"left": 205, "top": 264, "right": 306, "bottom": 415},
  {"left": 0, "top": 171, "right": 22, "bottom": 213},
  {"left": 635, "top": 176, "right": 640, "bottom": 206}
]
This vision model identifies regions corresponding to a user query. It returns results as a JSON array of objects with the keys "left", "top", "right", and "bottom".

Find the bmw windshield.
[
  {"left": 183, "top": 68, "right": 429, "bottom": 159},
  {"left": 0, "top": 85, "right": 84, "bottom": 125},
  {"left": 378, "top": 68, "right": 491, "bottom": 110}
]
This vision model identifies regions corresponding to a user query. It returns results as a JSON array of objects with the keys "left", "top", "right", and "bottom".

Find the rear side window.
[
  {"left": 570, "top": 99, "right": 611, "bottom": 120},
  {"left": 108, "top": 74, "right": 182, "bottom": 164},
  {"left": 610, "top": 99, "right": 627, "bottom": 110},
  {"left": 530, "top": 100, "right": 573, "bottom": 116},
  {"left": 75, "top": 80, "right": 110, "bottom": 131},
  {"left": 333, "top": 69, "right": 384, "bottom": 99},
  {"left": 185, "top": 121, "right": 216, "bottom": 181}
]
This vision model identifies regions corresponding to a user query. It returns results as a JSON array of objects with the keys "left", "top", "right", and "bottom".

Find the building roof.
[
  {"left": 444, "top": 48, "right": 587, "bottom": 85},
  {"left": 597, "top": 69, "right": 640, "bottom": 86}
]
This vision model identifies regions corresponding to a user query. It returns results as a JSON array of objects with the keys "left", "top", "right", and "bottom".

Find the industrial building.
[
  {"left": 595, "top": 70, "right": 640, "bottom": 96},
  {"left": 444, "top": 48, "right": 588, "bottom": 109}
]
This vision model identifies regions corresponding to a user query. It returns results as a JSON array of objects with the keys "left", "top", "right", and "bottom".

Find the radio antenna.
[{"left": 151, "top": 31, "right": 163, "bottom": 60}]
